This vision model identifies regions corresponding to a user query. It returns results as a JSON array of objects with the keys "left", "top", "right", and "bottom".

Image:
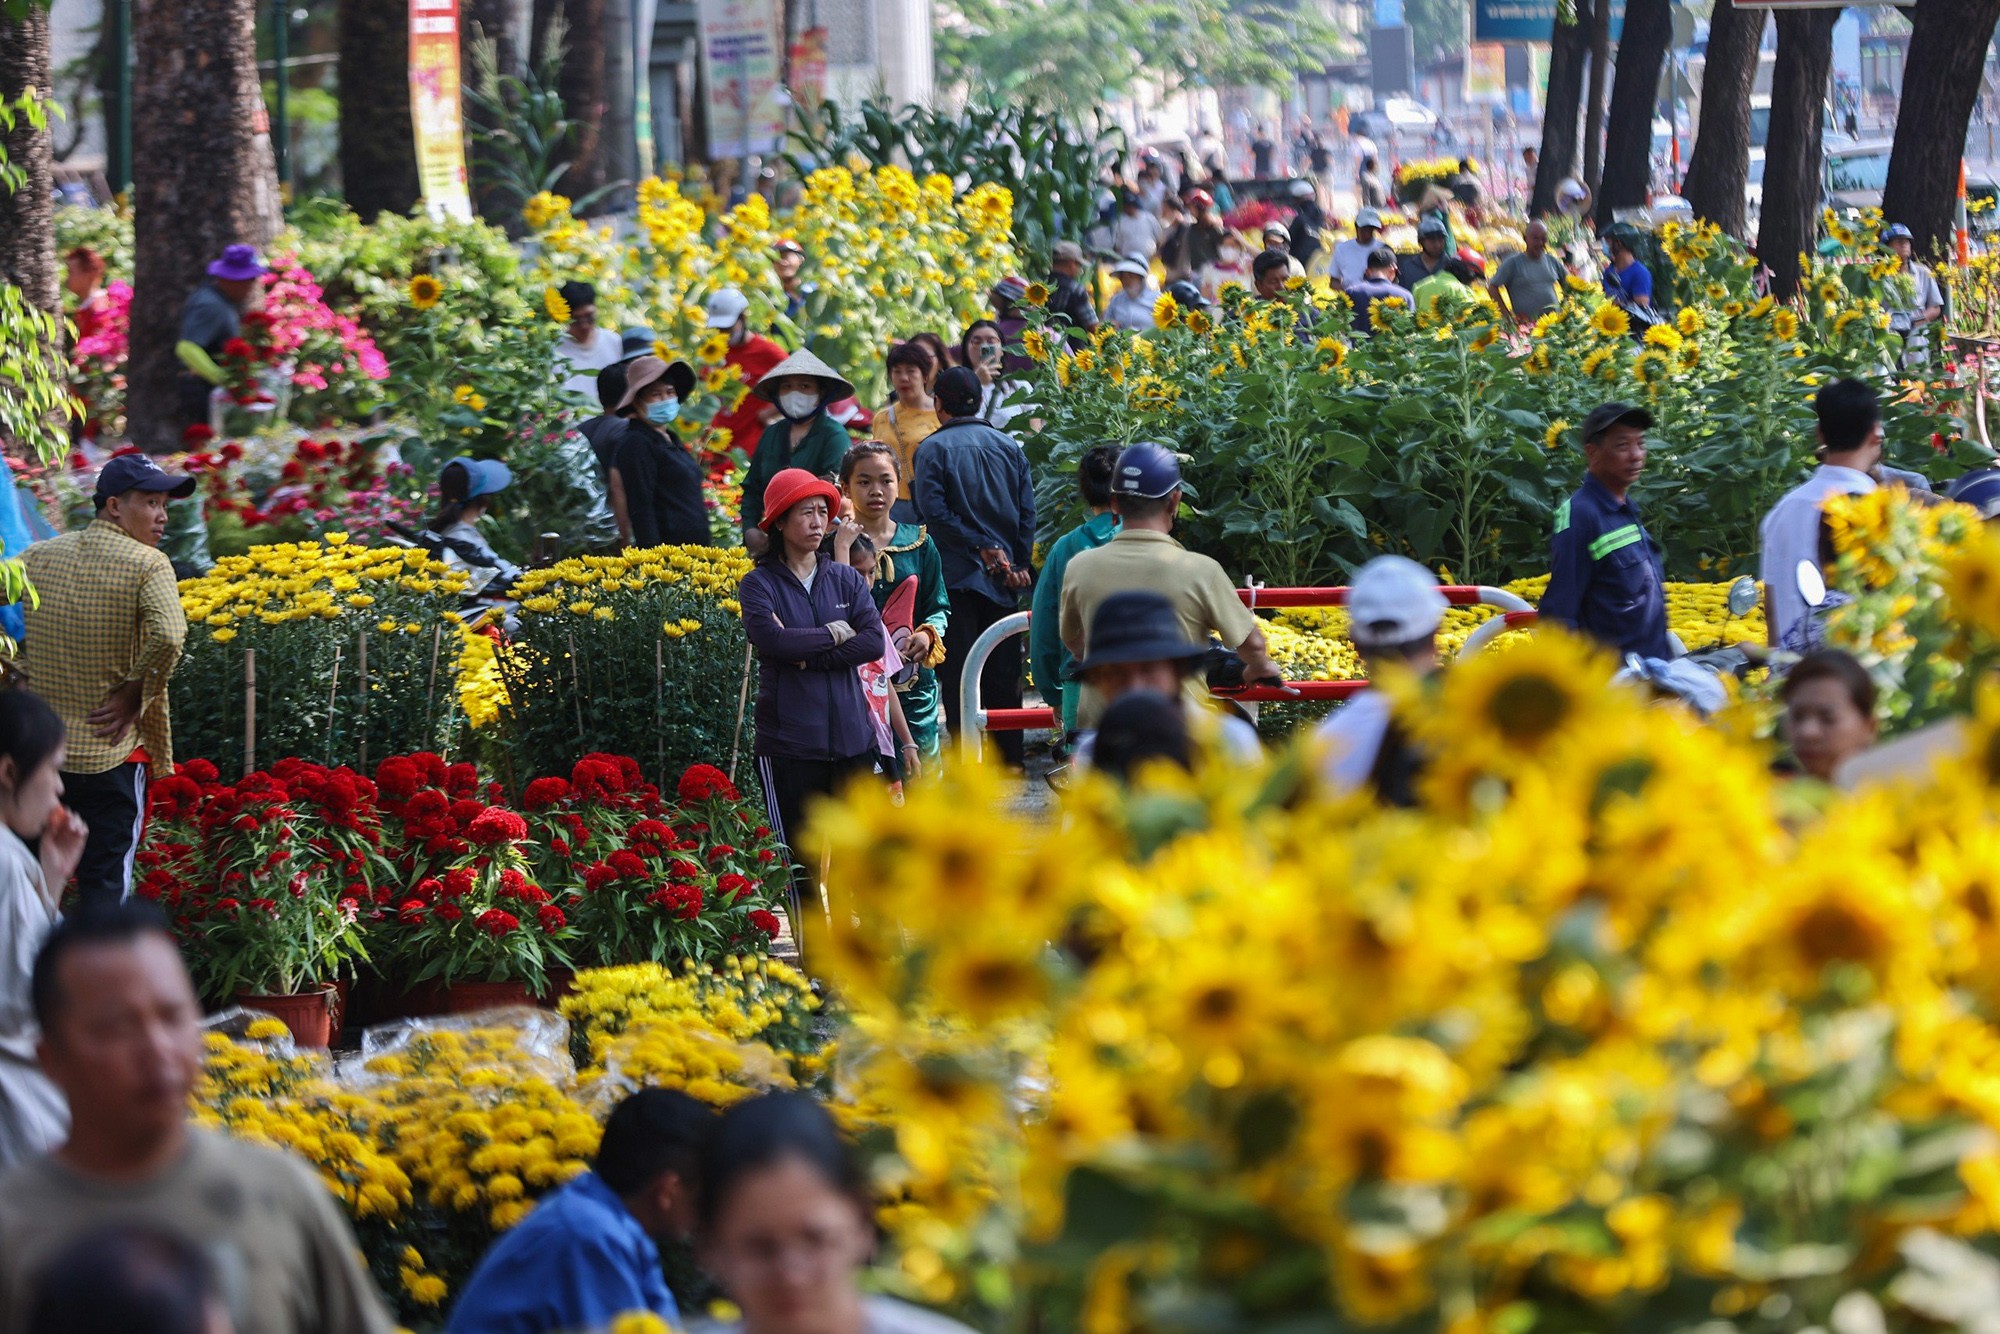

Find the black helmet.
[{"left": 1165, "top": 279, "right": 1207, "bottom": 310}]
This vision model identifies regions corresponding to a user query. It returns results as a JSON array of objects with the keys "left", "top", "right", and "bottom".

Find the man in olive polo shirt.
[{"left": 1059, "top": 442, "right": 1286, "bottom": 727}]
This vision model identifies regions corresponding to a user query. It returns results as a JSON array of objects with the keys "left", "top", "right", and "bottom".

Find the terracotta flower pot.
[
  {"left": 439, "top": 979, "right": 536, "bottom": 1014},
  {"left": 237, "top": 985, "right": 340, "bottom": 1048}
]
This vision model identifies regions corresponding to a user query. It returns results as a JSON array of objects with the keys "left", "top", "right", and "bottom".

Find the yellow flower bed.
[
  {"left": 180, "top": 533, "right": 468, "bottom": 631},
  {"left": 1264, "top": 578, "right": 1767, "bottom": 682}
]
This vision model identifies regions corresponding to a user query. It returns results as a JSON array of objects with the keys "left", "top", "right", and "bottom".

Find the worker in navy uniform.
[{"left": 1539, "top": 401, "right": 1672, "bottom": 660}]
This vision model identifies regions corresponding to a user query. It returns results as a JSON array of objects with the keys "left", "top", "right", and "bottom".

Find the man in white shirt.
[
  {"left": 1317, "top": 555, "right": 1447, "bottom": 804},
  {"left": 1112, "top": 192, "right": 1165, "bottom": 263},
  {"left": 1883, "top": 223, "right": 1944, "bottom": 327},
  {"left": 1332, "top": 208, "right": 1385, "bottom": 289},
  {"left": 1759, "top": 377, "right": 1881, "bottom": 652},
  {"left": 553, "top": 280, "right": 624, "bottom": 399}
]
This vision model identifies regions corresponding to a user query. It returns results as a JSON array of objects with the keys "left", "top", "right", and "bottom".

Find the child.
[{"left": 843, "top": 533, "right": 919, "bottom": 800}]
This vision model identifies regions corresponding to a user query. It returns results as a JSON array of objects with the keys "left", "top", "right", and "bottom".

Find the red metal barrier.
[{"left": 983, "top": 680, "right": 1369, "bottom": 734}]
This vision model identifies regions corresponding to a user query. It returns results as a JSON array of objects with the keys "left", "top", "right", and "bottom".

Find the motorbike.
[{"left": 1613, "top": 574, "right": 1763, "bottom": 717}]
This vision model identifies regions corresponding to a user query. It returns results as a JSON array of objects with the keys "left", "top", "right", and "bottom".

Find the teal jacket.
[
  {"left": 871, "top": 523, "right": 950, "bottom": 755},
  {"left": 740, "top": 412, "right": 852, "bottom": 532},
  {"left": 1029, "top": 510, "right": 1119, "bottom": 732}
]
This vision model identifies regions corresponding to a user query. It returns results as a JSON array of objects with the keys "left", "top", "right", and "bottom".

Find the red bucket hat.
[{"left": 759, "top": 468, "right": 841, "bottom": 532}]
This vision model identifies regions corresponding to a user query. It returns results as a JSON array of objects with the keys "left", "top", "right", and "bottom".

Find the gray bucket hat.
[{"left": 754, "top": 346, "right": 855, "bottom": 404}]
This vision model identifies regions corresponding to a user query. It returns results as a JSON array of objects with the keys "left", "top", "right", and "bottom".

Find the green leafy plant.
[{"left": 465, "top": 17, "right": 620, "bottom": 228}]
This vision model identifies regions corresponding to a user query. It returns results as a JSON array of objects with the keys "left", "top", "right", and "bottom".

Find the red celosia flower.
[
  {"left": 375, "top": 756, "right": 420, "bottom": 800},
  {"left": 749, "top": 910, "right": 781, "bottom": 937},
  {"left": 717, "top": 873, "right": 755, "bottom": 903},
  {"left": 536, "top": 904, "right": 566, "bottom": 932},
  {"left": 677, "top": 764, "right": 738, "bottom": 803},
  {"left": 522, "top": 777, "right": 574, "bottom": 810},
  {"left": 467, "top": 807, "right": 527, "bottom": 845},
  {"left": 608, "top": 850, "right": 649, "bottom": 880},
  {"left": 398, "top": 899, "right": 427, "bottom": 925},
  {"left": 476, "top": 908, "right": 519, "bottom": 936}
]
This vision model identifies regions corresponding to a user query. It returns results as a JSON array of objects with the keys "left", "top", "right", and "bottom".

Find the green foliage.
[
  {"left": 784, "top": 96, "right": 1122, "bottom": 271},
  {"left": 53, "top": 200, "right": 133, "bottom": 281},
  {"left": 1406, "top": 0, "right": 1471, "bottom": 66},
  {"left": 0, "top": 286, "right": 78, "bottom": 464},
  {"left": 465, "top": 18, "right": 619, "bottom": 229}
]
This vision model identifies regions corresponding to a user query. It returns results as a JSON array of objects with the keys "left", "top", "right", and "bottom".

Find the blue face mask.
[{"left": 646, "top": 397, "right": 680, "bottom": 426}]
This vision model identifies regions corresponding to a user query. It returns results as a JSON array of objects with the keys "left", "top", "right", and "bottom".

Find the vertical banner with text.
[
  {"left": 409, "top": 0, "right": 473, "bottom": 221},
  {"left": 697, "top": 0, "right": 784, "bottom": 160}
]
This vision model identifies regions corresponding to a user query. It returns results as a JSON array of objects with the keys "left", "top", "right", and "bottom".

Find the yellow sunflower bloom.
[
  {"left": 408, "top": 275, "right": 443, "bottom": 309},
  {"left": 543, "top": 286, "right": 571, "bottom": 323},
  {"left": 1589, "top": 303, "right": 1630, "bottom": 339}
]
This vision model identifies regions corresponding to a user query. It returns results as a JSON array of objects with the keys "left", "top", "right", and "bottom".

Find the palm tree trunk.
[
  {"left": 1758, "top": 7, "right": 1839, "bottom": 300},
  {"left": 126, "top": 0, "right": 282, "bottom": 451},
  {"left": 1582, "top": 0, "right": 1611, "bottom": 196},
  {"left": 1883, "top": 0, "right": 2000, "bottom": 256},
  {"left": 1682, "top": 0, "right": 1766, "bottom": 239},
  {"left": 0, "top": 6, "right": 57, "bottom": 317}
]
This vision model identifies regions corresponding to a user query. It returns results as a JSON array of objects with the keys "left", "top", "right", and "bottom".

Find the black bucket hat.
[{"left": 1073, "top": 590, "right": 1208, "bottom": 677}]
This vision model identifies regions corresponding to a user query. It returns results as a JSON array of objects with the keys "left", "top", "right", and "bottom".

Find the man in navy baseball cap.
[{"left": 93, "top": 454, "right": 196, "bottom": 515}]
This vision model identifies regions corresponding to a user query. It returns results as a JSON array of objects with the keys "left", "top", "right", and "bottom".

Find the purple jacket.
[{"left": 739, "top": 555, "right": 886, "bottom": 761}]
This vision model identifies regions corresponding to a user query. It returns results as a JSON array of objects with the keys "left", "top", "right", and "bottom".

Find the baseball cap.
[
  {"left": 1417, "top": 216, "right": 1448, "bottom": 238},
  {"left": 705, "top": 288, "right": 750, "bottom": 329},
  {"left": 1354, "top": 208, "right": 1384, "bottom": 229},
  {"left": 1110, "top": 255, "right": 1149, "bottom": 278},
  {"left": 1289, "top": 179, "right": 1315, "bottom": 199},
  {"left": 94, "top": 453, "right": 196, "bottom": 506},
  {"left": 1882, "top": 223, "right": 1914, "bottom": 242},
  {"left": 1051, "top": 240, "right": 1085, "bottom": 265},
  {"left": 619, "top": 326, "right": 658, "bottom": 357},
  {"left": 1346, "top": 555, "right": 1448, "bottom": 648},
  {"left": 1263, "top": 222, "right": 1292, "bottom": 243},
  {"left": 992, "top": 275, "right": 1029, "bottom": 304},
  {"left": 1580, "top": 401, "right": 1654, "bottom": 443},
  {"left": 1111, "top": 442, "right": 1182, "bottom": 499},
  {"left": 774, "top": 237, "right": 805, "bottom": 256}
]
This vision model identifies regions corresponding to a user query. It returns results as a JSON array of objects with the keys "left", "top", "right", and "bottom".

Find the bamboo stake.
[
  {"left": 566, "top": 630, "right": 586, "bottom": 740},
  {"left": 356, "top": 631, "right": 369, "bottom": 772},
  {"left": 325, "top": 642, "right": 343, "bottom": 765},
  {"left": 654, "top": 638, "right": 665, "bottom": 789},
  {"left": 243, "top": 649, "right": 256, "bottom": 777},
  {"left": 425, "top": 623, "right": 443, "bottom": 734},
  {"left": 729, "top": 643, "right": 753, "bottom": 785}
]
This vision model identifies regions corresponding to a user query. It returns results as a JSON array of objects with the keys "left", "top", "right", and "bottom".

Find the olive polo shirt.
[{"left": 1058, "top": 528, "right": 1259, "bottom": 727}]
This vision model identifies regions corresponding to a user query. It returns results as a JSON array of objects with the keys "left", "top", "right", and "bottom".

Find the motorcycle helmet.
[
  {"left": 1165, "top": 279, "right": 1207, "bottom": 310},
  {"left": 1947, "top": 466, "right": 2000, "bottom": 520}
]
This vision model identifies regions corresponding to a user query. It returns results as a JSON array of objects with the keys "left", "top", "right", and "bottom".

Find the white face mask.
[
  {"left": 779, "top": 390, "right": 820, "bottom": 419},
  {"left": 1219, "top": 246, "right": 1242, "bottom": 265}
]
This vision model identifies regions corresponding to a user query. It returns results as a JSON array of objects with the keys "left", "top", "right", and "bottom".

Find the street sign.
[{"left": 1473, "top": 0, "right": 1624, "bottom": 43}]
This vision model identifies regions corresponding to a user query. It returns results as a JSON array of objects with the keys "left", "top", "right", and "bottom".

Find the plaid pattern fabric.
[{"left": 20, "top": 520, "right": 186, "bottom": 775}]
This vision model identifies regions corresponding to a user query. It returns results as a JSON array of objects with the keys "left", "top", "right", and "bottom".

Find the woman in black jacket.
[{"left": 607, "top": 355, "right": 709, "bottom": 549}]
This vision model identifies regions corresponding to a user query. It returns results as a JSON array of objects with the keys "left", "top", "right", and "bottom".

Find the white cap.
[
  {"left": 1347, "top": 555, "right": 1448, "bottom": 648},
  {"left": 705, "top": 288, "right": 750, "bottom": 329},
  {"left": 1290, "top": 179, "right": 1314, "bottom": 198},
  {"left": 1110, "top": 255, "right": 1149, "bottom": 278},
  {"left": 1354, "top": 207, "right": 1384, "bottom": 229}
]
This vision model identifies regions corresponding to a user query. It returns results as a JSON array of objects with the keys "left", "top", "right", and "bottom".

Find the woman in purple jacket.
[{"left": 737, "top": 468, "right": 886, "bottom": 922}]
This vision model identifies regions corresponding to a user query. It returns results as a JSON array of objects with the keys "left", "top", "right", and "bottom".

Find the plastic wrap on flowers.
[
  {"left": 350, "top": 1007, "right": 574, "bottom": 1089},
  {"left": 574, "top": 1021, "right": 794, "bottom": 1116},
  {"left": 162, "top": 493, "right": 213, "bottom": 574},
  {"left": 489, "top": 428, "right": 620, "bottom": 558}
]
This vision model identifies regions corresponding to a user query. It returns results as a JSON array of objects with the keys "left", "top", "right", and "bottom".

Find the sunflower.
[
  {"left": 1580, "top": 346, "right": 1616, "bottom": 381},
  {"left": 1589, "top": 303, "right": 1630, "bottom": 339},
  {"left": 1153, "top": 293, "right": 1180, "bottom": 329},
  {"left": 1545, "top": 418, "right": 1570, "bottom": 450},
  {"left": 1021, "top": 328, "right": 1051, "bottom": 361},
  {"left": 1416, "top": 629, "right": 1619, "bottom": 771},
  {"left": 698, "top": 331, "right": 729, "bottom": 362},
  {"left": 542, "top": 286, "right": 570, "bottom": 323},
  {"left": 1022, "top": 281, "right": 1050, "bottom": 306},
  {"left": 1184, "top": 308, "right": 1213, "bottom": 335},
  {"left": 1770, "top": 308, "right": 1800, "bottom": 341},
  {"left": 408, "top": 274, "right": 443, "bottom": 309},
  {"left": 1676, "top": 306, "right": 1705, "bottom": 336},
  {"left": 1631, "top": 348, "right": 1673, "bottom": 390}
]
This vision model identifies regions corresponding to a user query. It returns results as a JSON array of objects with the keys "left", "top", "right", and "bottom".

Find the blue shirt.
[
  {"left": 445, "top": 1171, "right": 678, "bottom": 1334},
  {"left": 178, "top": 282, "right": 241, "bottom": 355},
  {"left": 1603, "top": 259, "right": 1653, "bottom": 305},
  {"left": 912, "top": 417, "right": 1036, "bottom": 605},
  {"left": 1540, "top": 473, "right": 1670, "bottom": 659}
]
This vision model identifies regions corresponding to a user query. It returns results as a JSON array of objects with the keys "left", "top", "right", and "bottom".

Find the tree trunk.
[
  {"left": 1682, "top": 0, "right": 1766, "bottom": 239},
  {"left": 1532, "top": 3, "right": 1591, "bottom": 218},
  {"left": 1583, "top": 0, "right": 1611, "bottom": 196},
  {"left": 532, "top": 0, "right": 609, "bottom": 205},
  {"left": 1596, "top": 0, "right": 1673, "bottom": 226},
  {"left": 128, "top": 0, "right": 282, "bottom": 452},
  {"left": 1883, "top": 0, "right": 2000, "bottom": 258},
  {"left": 0, "top": 7, "right": 56, "bottom": 317},
  {"left": 1758, "top": 7, "right": 1839, "bottom": 300},
  {"left": 338, "top": 0, "right": 421, "bottom": 220}
]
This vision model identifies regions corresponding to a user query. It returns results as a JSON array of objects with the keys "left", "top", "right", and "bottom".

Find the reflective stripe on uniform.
[
  {"left": 1589, "top": 524, "right": 1644, "bottom": 560},
  {"left": 1553, "top": 498, "right": 1571, "bottom": 535}
]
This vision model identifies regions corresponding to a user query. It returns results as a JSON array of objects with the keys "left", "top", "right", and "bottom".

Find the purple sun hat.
[{"left": 206, "top": 244, "right": 267, "bottom": 281}]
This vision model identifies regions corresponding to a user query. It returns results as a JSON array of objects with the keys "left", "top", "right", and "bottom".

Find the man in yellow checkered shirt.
[{"left": 21, "top": 455, "right": 191, "bottom": 907}]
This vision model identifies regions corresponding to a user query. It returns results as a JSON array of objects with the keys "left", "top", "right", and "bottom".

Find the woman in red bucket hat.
[{"left": 736, "top": 468, "right": 884, "bottom": 930}]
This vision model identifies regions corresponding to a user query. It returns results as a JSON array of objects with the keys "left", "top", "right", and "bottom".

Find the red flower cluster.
[
  {"left": 677, "top": 764, "right": 739, "bottom": 803},
  {"left": 468, "top": 807, "right": 529, "bottom": 846},
  {"left": 645, "top": 882, "right": 704, "bottom": 920}
]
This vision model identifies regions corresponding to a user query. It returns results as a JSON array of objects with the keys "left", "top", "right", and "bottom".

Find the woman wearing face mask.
[
  {"left": 608, "top": 354, "right": 709, "bottom": 549},
  {"left": 740, "top": 349, "right": 857, "bottom": 552},
  {"left": 1199, "top": 232, "right": 1251, "bottom": 302},
  {"left": 694, "top": 1093, "right": 975, "bottom": 1334},
  {"left": 736, "top": 470, "right": 883, "bottom": 924},
  {"left": 0, "top": 691, "right": 86, "bottom": 1167},
  {"left": 958, "top": 320, "right": 1029, "bottom": 430}
]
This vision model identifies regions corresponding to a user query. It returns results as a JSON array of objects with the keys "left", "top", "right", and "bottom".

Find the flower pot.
[
  {"left": 237, "top": 986, "right": 340, "bottom": 1048},
  {"left": 439, "top": 979, "right": 536, "bottom": 1014}
]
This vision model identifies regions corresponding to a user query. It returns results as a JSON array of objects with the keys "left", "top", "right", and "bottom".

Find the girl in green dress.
[{"left": 836, "top": 443, "right": 949, "bottom": 758}]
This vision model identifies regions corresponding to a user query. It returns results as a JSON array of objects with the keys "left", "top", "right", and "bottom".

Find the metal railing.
[{"left": 955, "top": 583, "right": 1536, "bottom": 759}]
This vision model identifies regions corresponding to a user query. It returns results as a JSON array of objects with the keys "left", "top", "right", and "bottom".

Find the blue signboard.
[
  {"left": 1473, "top": 0, "right": 1624, "bottom": 42},
  {"left": 1374, "top": 0, "right": 1406, "bottom": 27}
]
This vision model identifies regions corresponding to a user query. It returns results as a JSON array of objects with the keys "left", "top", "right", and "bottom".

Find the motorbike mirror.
[
  {"left": 1726, "top": 575, "right": 1760, "bottom": 619},
  {"left": 1796, "top": 559, "right": 1827, "bottom": 609}
]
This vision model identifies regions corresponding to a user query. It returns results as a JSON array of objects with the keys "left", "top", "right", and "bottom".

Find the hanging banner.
[
  {"left": 789, "top": 27, "right": 828, "bottom": 108},
  {"left": 697, "top": 0, "right": 784, "bottom": 159},
  {"left": 1465, "top": 43, "right": 1507, "bottom": 102},
  {"left": 408, "top": 0, "right": 473, "bottom": 221},
  {"left": 1473, "top": 0, "right": 1623, "bottom": 42},
  {"left": 1732, "top": 0, "right": 1907, "bottom": 8}
]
